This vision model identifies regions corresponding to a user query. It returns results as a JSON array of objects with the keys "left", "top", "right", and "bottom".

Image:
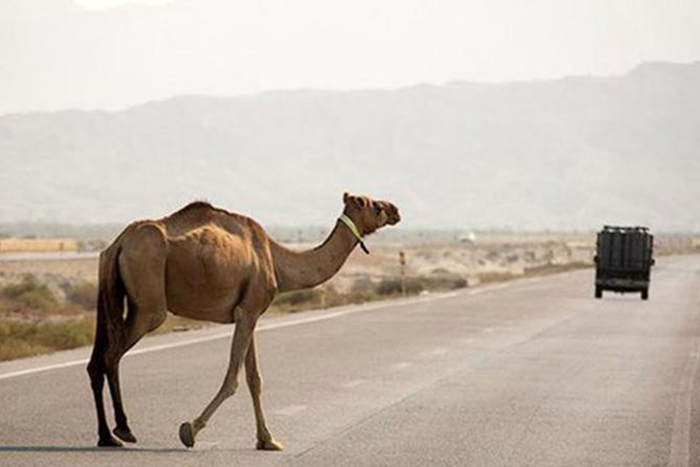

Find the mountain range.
[{"left": 1, "top": 61, "right": 699, "bottom": 231}]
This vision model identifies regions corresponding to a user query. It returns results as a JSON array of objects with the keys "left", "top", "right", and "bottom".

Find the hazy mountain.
[{"left": 1, "top": 61, "right": 699, "bottom": 231}]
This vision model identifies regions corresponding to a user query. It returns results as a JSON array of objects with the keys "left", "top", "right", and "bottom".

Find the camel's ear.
[
  {"left": 355, "top": 197, "right": 368, "bottom": 208},
  {"left": 343, "top": 192, "right": 368, "bottom": 208}
]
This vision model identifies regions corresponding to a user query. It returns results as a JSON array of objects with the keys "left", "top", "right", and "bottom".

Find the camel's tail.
[{"left": 90, "top": 238, "right": 127, "bottom": 365}]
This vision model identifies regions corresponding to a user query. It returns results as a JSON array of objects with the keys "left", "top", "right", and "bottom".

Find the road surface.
[{"left": 1, "top": 255, "right": 699, "bottom": 467}]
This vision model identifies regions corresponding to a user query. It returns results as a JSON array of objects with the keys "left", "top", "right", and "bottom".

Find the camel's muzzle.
[{"left": 388, "top": 210, "right": 401, "bottom": 225}]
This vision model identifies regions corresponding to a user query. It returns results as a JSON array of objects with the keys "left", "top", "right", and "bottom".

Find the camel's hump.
[
  {"left": 176, "top": 201, "right": 216, "bottom": 213},
  {"left": 168, "top": 201, "right": 251, "bottom": 227}
]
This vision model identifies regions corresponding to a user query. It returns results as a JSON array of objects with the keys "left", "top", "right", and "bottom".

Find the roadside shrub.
[
  {"left": 0, "top": 317, "right": 95, "bottom": 361},
  {"left": 343, "top": 289, "right": 375, "bottom": 305},
  {"left": 350, "top": 276, "right": 373, "bottom": 293},
  {"left": 1, "top": 275, "right": 57, "bottom": 311},
  {"left": 63, "top": 282, "right": 98, "bottom": 310},
  {"left": 505, "top": 253, "right": 520, "bottom": 263},
  {"left": 322, "top": 286, "right": 345, "bottom": 308},
  {"left": 272, "top": 288, "right": 327, "bottom": 313},
  {"left": 35, "top": 319, "right": 95, "bottom": 349},
  {"left": 375, "top": 279, "right": 401, "bottom": 296},
  {"left": 375, "top": 278, "right": 424, "bottom": 296},
  {"left": 343, "top": 277, "right": 377, "bottom": 304},
  {"left": 485, "top": 250, "right": 500, "bottom": 260},
  {"left": 274, "top": 289, "right": 321, "bottom": 307},
  {"left": 375, "top": 275, "right": 465, "bottom": 297},
  {"left": 477, "top": 271, "right": 515, "bottom": 283},
  {"left": 431, "top": 276, "right": 468, "bottom": 290},
  {"left": 376, "top": 279, "right": 401, "bottom": 295}
]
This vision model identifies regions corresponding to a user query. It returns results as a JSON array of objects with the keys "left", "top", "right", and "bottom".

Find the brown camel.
[{"left": 86, "top": 192, "right": 400, "bottom": 449}]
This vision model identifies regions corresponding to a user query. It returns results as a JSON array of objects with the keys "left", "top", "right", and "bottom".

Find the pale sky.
[
  {"left": 1, "top": 0, "right": 699, "bottom": 113},
  {"left": 79, "top": 0, "right": 171, "bottom": 7}
]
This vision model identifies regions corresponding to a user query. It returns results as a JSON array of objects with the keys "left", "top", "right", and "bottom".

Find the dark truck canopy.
[
  {"left": 596, "top": 226, "right": 654, "bottom": 271},
  {"left": 595, "top": 225, "right": 654, "bottom": 300}
]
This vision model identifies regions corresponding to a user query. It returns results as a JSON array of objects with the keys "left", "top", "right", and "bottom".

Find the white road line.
[
  {"left": 0, "top": 291, "right": 462, "bottom": 382},
  {"left": 0, "top": 359, "right": 93, "bottom": 381},
  {"left": 668, "top": 339, "right": 700, "bottom": 467},
  {"left": 275, "top": 404, "right": 307, "bottom": 416},
  {"left": 431, "top": 348, "right": 448, "bottom": 356},
  {"left": 392, "top": 362, "right": 411, "bottom": 370}
]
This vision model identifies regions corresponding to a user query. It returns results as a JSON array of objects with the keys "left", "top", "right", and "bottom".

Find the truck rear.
[{"left": 594, "top": 226, "right": 654, "bottom": 300}]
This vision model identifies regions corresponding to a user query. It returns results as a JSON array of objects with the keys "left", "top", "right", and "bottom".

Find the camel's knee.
[{"left": 221, "top": 379, "right": 240, "bottom": 399}]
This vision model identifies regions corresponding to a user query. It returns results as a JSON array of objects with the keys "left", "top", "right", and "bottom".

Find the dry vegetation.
[{"left": 0, "top": 275, "right": 96, "bottom": 360}]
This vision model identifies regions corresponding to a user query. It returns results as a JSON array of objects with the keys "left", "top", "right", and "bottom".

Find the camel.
[{"left": 86, "top": 192, "right": 400, "bottom": 449}]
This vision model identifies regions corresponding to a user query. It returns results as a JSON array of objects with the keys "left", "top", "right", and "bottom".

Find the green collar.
[{"left": 339, "top": 214, "right": 369, "bottom": 254}]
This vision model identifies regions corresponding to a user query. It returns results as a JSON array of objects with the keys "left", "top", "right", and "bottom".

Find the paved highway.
[{"left": 1, "top": 255, "right": 699, "bottom": 467}]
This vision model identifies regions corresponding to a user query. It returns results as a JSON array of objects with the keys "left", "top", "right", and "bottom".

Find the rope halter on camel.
[{"left": 339, "top": 214, "right": 369, "bottom": 254}]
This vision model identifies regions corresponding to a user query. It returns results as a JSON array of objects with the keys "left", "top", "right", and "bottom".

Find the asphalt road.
[{"left": 1, "top": 255, "right": 699, "bottom": 467}]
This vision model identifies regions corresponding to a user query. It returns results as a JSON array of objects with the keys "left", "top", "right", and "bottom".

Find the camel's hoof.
[
  {"left": 179, "top": 422, "right": 196, "bottom": 448},
  {"left": 97, "top": 434, "right": 124, "bottom": 448},
  {"left": 113, "top": 426, "right": 137, "bottom": 443},
  {"left": 256, "top": 438, "right": 284, "bottom": 451}
]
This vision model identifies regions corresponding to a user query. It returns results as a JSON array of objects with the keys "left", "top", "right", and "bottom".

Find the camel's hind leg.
[
  {"left": 107, "top": 224, "right": 168, "bottom": 444},
  {"left": 87, "top": 330, "right": 121, "bottom": 447},
  {"left": 107, "top": 299, "right": 166, "bottom": 443}
]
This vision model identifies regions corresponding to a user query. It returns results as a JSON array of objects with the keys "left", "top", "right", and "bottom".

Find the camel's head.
[{"left": 342, "top": 192, "right": 401, "bottom": 235}]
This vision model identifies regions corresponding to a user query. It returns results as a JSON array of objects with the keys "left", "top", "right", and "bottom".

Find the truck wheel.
[
  {"left": 641, "top": 288, "right": 649, "bottom": 300},
  {"left": 595, "top": 286, "right": 602, "bottom": 299}
]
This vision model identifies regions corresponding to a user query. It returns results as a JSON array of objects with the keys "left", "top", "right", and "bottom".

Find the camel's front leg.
[
  {"left": 245, "top": 334, "right": 283, "bottom": 451},
  {"left": 179, "top": 310, "right": 257, "bottom": 448}
]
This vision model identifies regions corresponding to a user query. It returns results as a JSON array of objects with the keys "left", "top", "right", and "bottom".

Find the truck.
[{"left": 594, "top": 226, "right": 654, "bottom": 300}]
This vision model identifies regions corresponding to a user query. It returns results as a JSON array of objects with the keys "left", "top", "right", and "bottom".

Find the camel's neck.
[{"left": 270, "top": 220, "right": 359, "bottom": 293}]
